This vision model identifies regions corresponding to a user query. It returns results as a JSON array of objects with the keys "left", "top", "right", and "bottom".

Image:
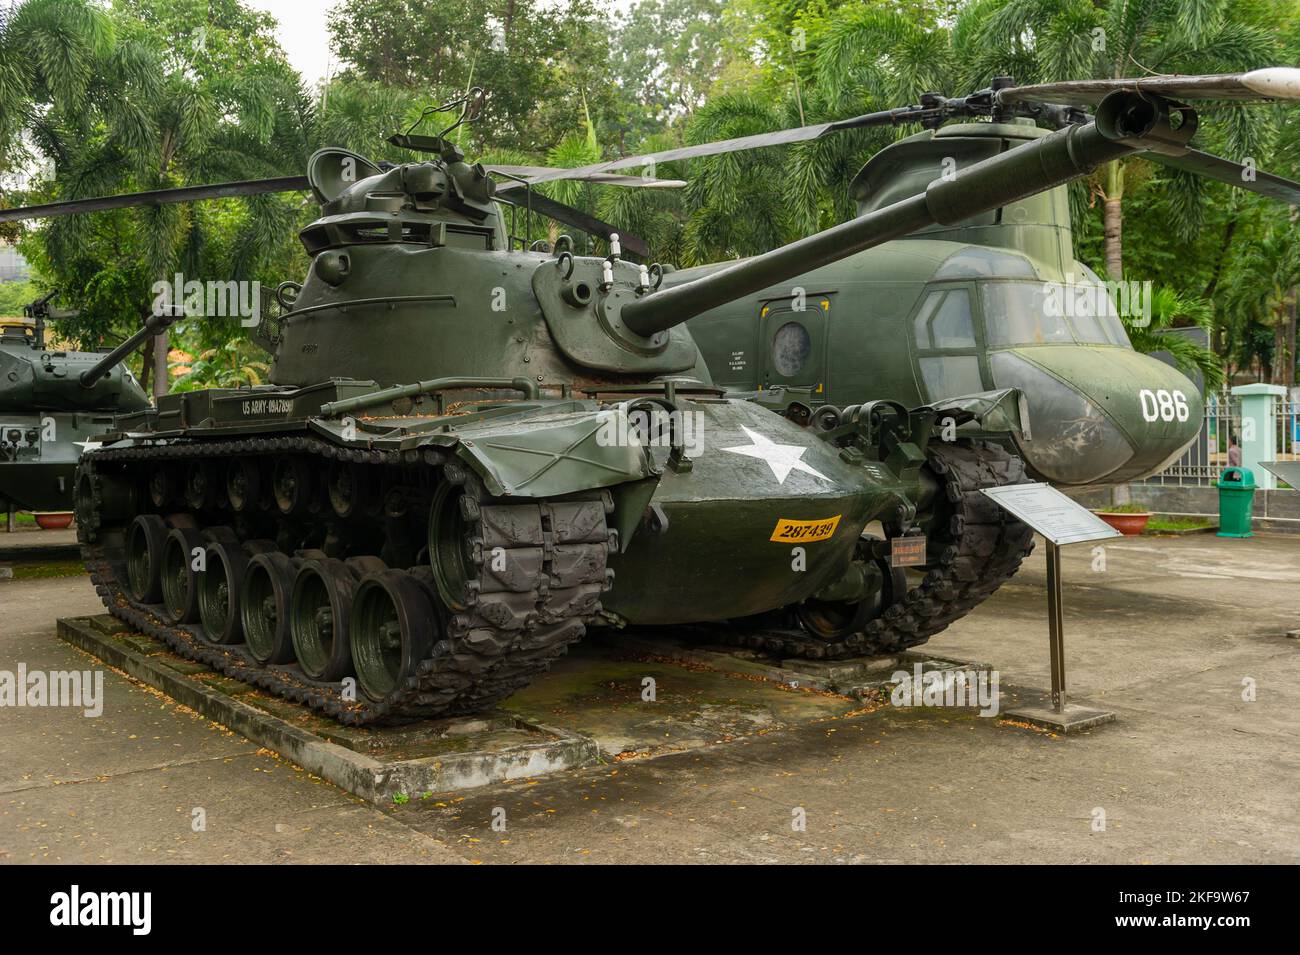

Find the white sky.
[{"left": 244, "top": 0, "right": 340, "bottom": 89}]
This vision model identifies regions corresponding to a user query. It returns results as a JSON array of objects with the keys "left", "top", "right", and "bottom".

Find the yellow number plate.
[{"left": 769, "top": 515, "right": 841, "bottom": 543}]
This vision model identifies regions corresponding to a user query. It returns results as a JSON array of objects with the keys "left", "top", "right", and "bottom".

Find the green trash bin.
[{"left": 1216, "top": 466, "right": 1256, "bottom": 538}]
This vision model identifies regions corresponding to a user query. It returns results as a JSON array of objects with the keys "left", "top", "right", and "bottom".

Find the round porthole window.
[{"left": 771, "top": 321, "right": 812, "bottom": 377}]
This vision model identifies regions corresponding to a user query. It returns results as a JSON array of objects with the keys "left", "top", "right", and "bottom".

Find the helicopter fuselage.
[{"left": 681, "top": 121, "right": 1203, "bottom": 487}]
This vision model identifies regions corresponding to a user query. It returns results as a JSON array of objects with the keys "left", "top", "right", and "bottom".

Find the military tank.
[
  {"left": 0, "top": 292, "right": 172, "bottom": 519},
  {"left": 69, "top": 89, "right": 1177, "bottom": 723}
]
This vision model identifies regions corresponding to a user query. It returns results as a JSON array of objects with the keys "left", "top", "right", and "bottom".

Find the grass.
[
  {"left": 1145, "top": 515, "right": 1213, "bottom": 533},
  {"left": 7, "top": 559, "right": 88, "bottom": 580},
  {"left": 1095, "top": 503, "right": 1150, "bottom": 514}
]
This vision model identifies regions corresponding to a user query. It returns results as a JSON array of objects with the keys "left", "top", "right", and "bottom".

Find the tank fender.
[{"left": 430, "top": 406, "right": 663, "bottom": 499}]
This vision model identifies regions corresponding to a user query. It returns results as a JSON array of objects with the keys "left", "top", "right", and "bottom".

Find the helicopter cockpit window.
[
  {"left": 919, "top": 355, "right": 985, "bottom": 398},
  {"left": 1066, "top": 287, "right": 1138, "bottom": 348},
  {"left": 913, "top": 288, "right": 984, "bottom": 399},
  {"left": 981, "top": 282, "right": 1072, "bottom": 346},
  {"left": 1071, "top": 265, "right": 1134, "bottom": 347},
  {"left": 935, "top": 248, "right": 1037, "bottom": 280},
  {"left": 913, "top": 289, "right": 976, "bottom": 349}
]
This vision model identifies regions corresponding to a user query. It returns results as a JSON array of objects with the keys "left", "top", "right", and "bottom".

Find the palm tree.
[
  {"left": 969, "top": 0, "right": 1281, "bottom": 278},
  {"left": 19, "top": 4, "right": 312, "bottom": 394},
  {"left": 0, "top": 0, "right": 113, "bottom": 230},
  {"left": 1220, "top": 224, "right": 1300, "bottom": 384}
]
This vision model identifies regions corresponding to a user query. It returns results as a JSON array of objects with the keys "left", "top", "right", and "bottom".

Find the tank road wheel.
[
  {"left": 225, "top": 458, "right": 262, "bottom": 513},
  {"left": 125, "top": 514, "right": 169, "bottom": 604},
  {"left": 198, "top": 537, "right": 256, "bottom": 644},
  {"left": 795, "top": 535, "right": 907, "bottom": 641},
  {"left": 161, "top": 526, "right": 205, "bottom": 624},
  {"left": 147, "top": 465, "right": 180, "bottom": 509},
  {"left": 241, "top": 552, "right": 299, "bottom": 664},
  {"left": 273, "top": 456, "right": 315, "bottom": 516},
  {"left": 185, "top": 461, "right": 218, "bottom": 511},
  {"left": 326, "top": 460, "right": 366, "bottom": 519},
  {"left": 289, "top": 557, "right": 380, "bottom": 681},
  {"left": 80, "top": 442, "right": 615, "bottom": 723},
  {"left": 427, "top": 481, "right": 475, "bottom": 611},
  {"left": 350, "top": 570, "right": 439, "bottom": 703}
]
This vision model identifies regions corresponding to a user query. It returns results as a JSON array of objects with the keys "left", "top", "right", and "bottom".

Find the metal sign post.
[
  {"left": 981, "top": 483, "right": 1122, "bottom": 733},
  {"left": 1045, "top": 541, "right": 1065, "bottom": 710}
]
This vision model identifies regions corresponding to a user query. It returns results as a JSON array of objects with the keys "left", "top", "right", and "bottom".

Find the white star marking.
[
  {"left": 721, "top": 425, "right": 829, "bottom": 485},
  {"left": 74, "top": 439, "right": 103, "bottom": 453}
]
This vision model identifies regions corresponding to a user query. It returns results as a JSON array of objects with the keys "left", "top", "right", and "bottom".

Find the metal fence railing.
[
  {"left": 1279, "top": 397, "right": 1299, "bottom": 466},
  {"left": 1139, "top": 390, "right": 1241, "bottom": 487}
]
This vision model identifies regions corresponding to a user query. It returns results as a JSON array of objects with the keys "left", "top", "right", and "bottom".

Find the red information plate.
[{"left": 890, "top": 536, "right": 927, "bottom": 567}]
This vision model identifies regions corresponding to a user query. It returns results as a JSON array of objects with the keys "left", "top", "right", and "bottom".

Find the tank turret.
[{"left": 1, "top": 301, "right": 172, "bottom": 512}]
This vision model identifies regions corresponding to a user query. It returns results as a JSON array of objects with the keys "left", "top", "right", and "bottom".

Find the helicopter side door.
[
  {"left": 758, "top": 292, "right": 833, "bottom": 396},
  {"left": 908, "top": 284, "right": 992, "bottom": 402}
]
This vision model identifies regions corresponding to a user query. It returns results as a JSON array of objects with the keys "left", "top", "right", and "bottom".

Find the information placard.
[
  {"left": 981, "top": 482, "right": 1122, "bottom": 546},
  {"left": 1259, "top": 460, "right": 1300, "bottom": 489}
]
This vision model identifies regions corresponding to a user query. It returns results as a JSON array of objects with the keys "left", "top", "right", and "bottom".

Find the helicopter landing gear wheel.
[{"left": 795, "top": 534, "right": 907, "bottom": 641}]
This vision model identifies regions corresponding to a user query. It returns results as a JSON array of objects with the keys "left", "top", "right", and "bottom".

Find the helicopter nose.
[{"left": 989, "top": 347, "right": 1202, "bottom": 485}]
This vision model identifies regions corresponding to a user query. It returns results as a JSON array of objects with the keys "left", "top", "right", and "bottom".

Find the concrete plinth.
[{"left": 57, "top": 615, "right": 599, "bottom": 803}]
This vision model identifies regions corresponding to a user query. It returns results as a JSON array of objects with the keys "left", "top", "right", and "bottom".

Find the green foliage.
[
  {"left": 8, "top": 0, "right": 312, "bottom": 391},
  {"left": 325, "top": 0, "right": 619, "bottom": 155},
  {"left": 0, "top": 279, "right": 37, "bottom": 317},
  {"left": 1125, "top": 284, "right": 1224, "bottom": 389},
  {"left": 168, "top": 338, "right": 269, "bottom": 392}
]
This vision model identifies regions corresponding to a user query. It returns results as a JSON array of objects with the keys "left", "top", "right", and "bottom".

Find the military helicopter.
[
  {"left": 0, "top": 291, "right": 174, "bottom": 522},
  {"left": 0, "top": 73, "right": 1295, "bottom": 722},
  {"left": 515, "top": 70, "right": 1300, "bottom": 488}
]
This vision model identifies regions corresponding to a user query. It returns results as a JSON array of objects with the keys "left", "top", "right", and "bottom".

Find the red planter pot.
[
  {"left": 1096, "top": 512, "right": 1150, "bottom": 536},
  {"left": 34, "top": 512, "right": 74, "bottom": 530}
]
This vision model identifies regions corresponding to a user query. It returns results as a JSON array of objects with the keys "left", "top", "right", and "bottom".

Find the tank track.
[
  {"left": 76, "top": 435, "right": 615, "bottom": 725},
  {"left": 723, "top": 439, "right": 1035, "bottom": 660}
]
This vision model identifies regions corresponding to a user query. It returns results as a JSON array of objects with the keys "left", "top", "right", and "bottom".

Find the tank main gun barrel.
[
  {"left": 79, "top": 307, "right": 182, "bottom": 390},
  {"left": 621, "top": 91, "right": 1187, "bottom": 338}
]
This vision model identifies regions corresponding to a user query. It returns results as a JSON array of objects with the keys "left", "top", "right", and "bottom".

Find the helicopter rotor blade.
[
  {"left": 486, "top": 165, "right": 686, "bottom": 188},
  {"left": 1145, "top": 148, "right": 1300, "bottom": 205},
  {"left": 513, "top": 105, "right": 942, "bottom": 186},
  {"left": 0, "top": 175, "right": 309, "bottom": 223},
  {"left": 493, "top": 183, "right": 650, "bottom": 256},
  {"left": 997, "top": 68, "right": 1300, "bottom": 108}
]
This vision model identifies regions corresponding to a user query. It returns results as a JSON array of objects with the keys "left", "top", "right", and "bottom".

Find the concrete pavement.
[{"left": 0, "top": 532, "right": 1296, "bottom": 864}]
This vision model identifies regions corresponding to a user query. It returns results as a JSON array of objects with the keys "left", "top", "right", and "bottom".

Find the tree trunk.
[
  {"left": 1287, "top": 287, "right": 1297, "bottom": 388},
  {"left": 1101, "top": 160, "right": 1125, "bottom": 280},
  {"left": 153, "top": 328, "right": 169, "bottom": 399},
  {"left": 1102, "top": 198, "right": 1123, "bottom": 279},
  {"left": 138, "top": 334, "right": 153, "bottom": 396},
  {"left": 1274, "top": 321, "right": 1286, "bottom": 384}
]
